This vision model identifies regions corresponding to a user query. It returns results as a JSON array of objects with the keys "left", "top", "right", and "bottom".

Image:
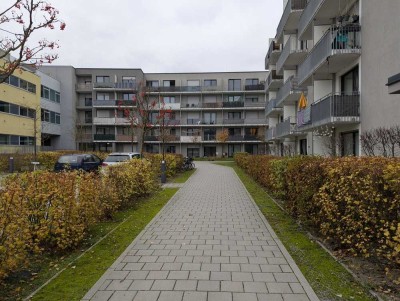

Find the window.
[
  {"left": 96, "top": 76, "right": 110, "bottom": 83},
  {"left": 85, "top": 97, "right": 92, "bottom": 106},
  {"left": 4, "top": 75, "right": 37, "bottom": 94},
  {"left": 55, "top": 91, "right": 60, "bottom": 103},
  {"left": 245, "top": 79, "right": 259, "bottom": 86},
  {"left": 166, "top": 145, "right": 176, "bottom": 153},
  {"left": 245, "top": 97, "right": 258, "bottom": 103},
  {"left": 10, "top": 135, "right": 19, "bottom": 145},
  {"left": 163, "top": 96, "right": 176, "bottom": 104},
  {"left": 204, "top": 79, "right": 217, "bottom": 87},
  {"left": 122, "top": 76, "right": 135, "bottom": 82},
  {"left": 0, "top": 135, "right": 8, "bottom": 145},
  {"left": 41, "top": 86, "right": 59, "bottom": 102},
  {"left": 341, "top": 131, "right": 359, "bottom": 156},
  {"left": 28, "top": 83, "right": 36, "bottom": 93},
  {"left": 341, "top": 66, "right": 359, "bottom": 94},
  {"left": 228, "top": 79, "right": 241, "bottom": 91},
  {"left": 163, "top": 80, "right": 175, "bottom": 87},
  {"left": 55, "top": 113, "right": 61, "bottom": 124},
  {"left": 50, "top": 89, "right": 56, "bottom": 102},
  {"left": 9, "top": 104, "right": 19, "bottom": 115},
  {"left": 20, "top": 136, "right": 34, "bottom": 146},
  {"left": 228, "top": 128, "right": 241, "bottom": 136},
  {"left": 146, "top": 80, "right": 159, "bottom": 87},
  {"left": 187, "top": 80, "right": 200, "bottom": 87},
  {"left": 122, "top": 93, "right": 135, "bottom": 101},
  {"left": 187, "top": 148, "right": 200, "bottom": 158},
  {"left": 41, "top": 86, "right": 50, "bottom": 99},
  {"left": 96, "top": 93, "right": 110, "bottom": 100},
  {"left": 228, "top": 112, "right": 241, "bottom": 119},
  {"left": 203, "top": 112, "right": 216, "bottom": 124},
  {"left": 228, "top": 95, "right": 241, "bottom": 102},
  {"left": 9, "top": 75, "right": 19, "bottom": 87},
  {"left": 186, "top": 128, "right": 198, "bottom": 136},
  {"left": 85, "top": 111, "right": 92, "bottom": 123},
  {"left": 245, "top": 128, "right": 258, "bottom": 136},
  {"left": 20, "top": 107, "right": 28, "bottom": 117},
  {"left": 300, "top": 139, "right": 307, "bottom": 155},
  {"left": 0, "top": 101, "right": 9, "bottom": 113},
  {"left": 204, "top": 128, "right": 216, "bottom": 141},
  {"left": 228, "top": 144, "right": 241, "bottom": 157}
]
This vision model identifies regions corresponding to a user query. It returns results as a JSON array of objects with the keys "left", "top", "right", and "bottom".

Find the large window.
[
  {"left": 163, "top": 96, "right": 176, "bottom": 104},
  {"left": 122, "top": 93, "right": 135, "bottom": 101},
  {"left": 228, "top": 144, "right": 241, "bottom": 157},
  {"left": 204, "top": 79, "right": 217, "bottom": 87},
  {"left": 0, "top": 134, "right": 34, "bottom": 146},
  {"left": 96, "top": 76, "right": 110, "bottom": 83},
  {"left": 228, "top": 79, "right": 241, "bottom": 91},
  {"left": 204, "top": 128, "right": 216, "bottom": 141},
  {"left": 96, "top": 93, "right": 110, "bottom": 100},
  {"left": 3, "top": 75, "right": 37, "bottom": 94},
  {"left": 0, "top": 100, "right": 35, "bottom": 118},
  {"left": 187, "top": 148, "right": 200, "bottom": 158},
  {"left": 41, "top": 109, "right": 60, "bottom": 124},
  {"left": 341, "top": 66, "right": 359, "bottom": 94},
  {"left": 341, "top": 131, "right": 359, "bottom": 156},
  {"left": 146, "top": 80, "right": 159, "bottom": 87},
  {"left": 227, "top": 95, "right": 241, "bottom": 102},
  {"left": 41, "top": 85, "right": 60, "bottom": 103},
  {"left": 228, "top": 112, "right": 241, "bottom": 120},
  {"left": 203, "top": 112, "right": 216, "bottom": 124},
  {"left": 163, "top": 80, "right": 175, "bottom": 87},
  {"left": 245, "top": 79, "right": 259, "bottom": 86}
]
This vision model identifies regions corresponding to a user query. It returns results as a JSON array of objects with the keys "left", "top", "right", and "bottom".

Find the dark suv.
[{"left": 54, "top": 154, "right": 102, "bottom": 172}]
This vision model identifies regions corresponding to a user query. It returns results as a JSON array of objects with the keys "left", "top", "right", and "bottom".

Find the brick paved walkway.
[{"left": 82, "top": 162, "right": 319, "bottom": 301}]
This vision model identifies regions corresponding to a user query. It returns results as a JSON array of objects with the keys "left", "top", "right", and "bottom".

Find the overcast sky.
[{"left": 8, "top": 0, "right": 284, "bottom": 73}]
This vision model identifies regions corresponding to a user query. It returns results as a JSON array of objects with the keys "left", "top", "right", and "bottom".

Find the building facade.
[
  {"left": 40, "top": 66, "right": 268, "bottom": 157},
  {"left": 0, "top": 62, "right": 41, "bottom": 152},
  {"left": 265, "top": 0, "right": 400, "bottom": 156}
]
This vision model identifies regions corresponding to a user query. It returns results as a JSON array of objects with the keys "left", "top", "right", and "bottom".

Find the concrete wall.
[{"left": 360, "top": 0, "right": 400, "bottom": 131}]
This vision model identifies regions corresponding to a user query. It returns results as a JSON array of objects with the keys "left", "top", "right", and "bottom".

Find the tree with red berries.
[{"left": 0, "top": 0, "right": 65, "bottom": 84}]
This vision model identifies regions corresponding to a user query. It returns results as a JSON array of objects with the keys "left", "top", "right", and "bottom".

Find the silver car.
[{"left": 102, "top": 152, "right": 141, "bottom": 167}]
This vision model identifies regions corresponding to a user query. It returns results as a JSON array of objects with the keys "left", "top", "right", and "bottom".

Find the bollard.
[
  {"left": 9, "top": 157, "right": 14, "bottom": 173},
  {"left": 161, "top": 160, "right": 166, "bottom": 184}
]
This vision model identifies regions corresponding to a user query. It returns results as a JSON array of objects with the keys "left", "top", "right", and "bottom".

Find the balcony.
[
  {"left": 203, "top": 134, "right": 216, "bottom": 141},
  {"left": 202, "top": 103, "right": 223, "bottom": 109},
  {"left": 223, "top": 119, "right": 244, "bottom": 125},
  {"left": 181, "top": 103, "right": 200, "bottom": 109},
  {"left": 165, "top": 119, "right": 181, "bottom": 126},
  {"left": 266, "top": 70, "right": 284, "bottom": 91},
  {"left": 265, "top": 99, "right": 282, "bottom": 117},
  {"left": 305, "top": 92, "right": 360, "bottom": 130},
  {"left": 93, "top": 117, "right": 116, "bottom": 125},
  {"left": 276, "top": 76, "right": 307, "bottom": 107},
  {"left": 276, "top": 116, "right": 297, "bottom": 138},
  {"left": 76, "top": 83, "right": 93, "bottom": 91},
  {"left": 116, "top": 135, "right": 137, "bottom": 142},
  {"left": 144, "top": 136, "right": 159, "bottom": 141},
  {"left": 244, "top": 118, "right": 266, "bottom": 125},
  {"left": 202, "top": 85, "right": 223, "bottom": 92},
  {"left": 245, "top": 84, "right": 265, "bottom": 91},
  {"left": 296, "top": 106, "right": 311, "bottom": 127},
  {"left": 276, "top": 0, "right": 307, "bottom": 42},
  {"left": 243, "top": 135, "right": 260, "bottom": 141},
  {"left": 298, "top": 24, "right": 361, "bottom": 86},
  {"left": 186, "top": 118, "right": 201, "bottom": 125},
  {"left": 276, "top": 36, "right": 308, "bottom": 74},
  {"left": 93, "top": 81, "right": 136, "bottom": 90},
  {"left": 222, "top": 101, "right": 244, "bottom": 108},
  {"left": 180, "top": 86, "right": 201, "bottom": 92},
  {"left": 181, "top": 136, "right": 201, "bottom": 143},
  {"left": 244, "top": 101, "right": 264, "bottom": 108},
  {"left": 265, "top": 40, "right": 281, "bottom": 69},
  {"left": 164, "top": 103, "right": 181, "bottom": 110},
  {"left": 298, "top": 0, "right": 357, "bottom": 40},
  {"left": 228, "top": 135, "right": 244, "bottom": 142},
  {"left": 266, "top": 127, "right": 277, "bottom": 141},
  {"left": 94, "top": 134, "right": 115, "bottom": 141}
]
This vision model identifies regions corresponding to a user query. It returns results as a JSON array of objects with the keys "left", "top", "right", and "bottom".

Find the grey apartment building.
[
  {"left": 40, "top": 66, "right": 268, "bottom": 157},
  {"left": 265, "top": 0, "right": 400, "bottom": 156}
]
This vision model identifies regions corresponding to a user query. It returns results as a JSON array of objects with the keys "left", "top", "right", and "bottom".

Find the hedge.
[
  {"left": 234, "top": 153, "right": 400, "bottom": 267},
  {"left": 0, "top": 159, "right": 157, "bottom": 281}
]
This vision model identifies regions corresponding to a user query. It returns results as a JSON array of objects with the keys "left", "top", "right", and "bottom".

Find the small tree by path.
[
  {"left": 216, "top": 129, "right": 229, "bottom": 157},
  {"left": 0, "top": 0, "right": 65, "bottom": 84}
]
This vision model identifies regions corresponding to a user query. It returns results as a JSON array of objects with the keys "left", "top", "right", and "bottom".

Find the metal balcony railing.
[
  {"left": 266, "top": 127, "right": 276, "bottom": 141},
  {"left": 298, "top": 0, "right": 323, "bottom": 39},
  {"left": 276, "top": 36, "right": 307, "bottom": 73},
  {"left": 265, "top": 40, "right": 281, "bottom": 68},
  {"left": 265, "top": 99, "right": 282, "bottom": 116},
  {"left": 245, "top": 84, "right": 265, "bottom": 91},
  {"left": 244, "top": 101, "right": 263, "bottom": 108},
  {"left": 276, "top": 76, "right": 307, "bottom": 107},
  {"left": 203, "top": 135, "right": 216, "bottom": 141},
  {"left": 76, "top": 83, "right": 93, "bottom": 91},
  {"left": 243, "top": 135, "right": 260, "bottom": 141},
  {"left": 93, "top": 100, "right": 117, "bottom": 107},
  {"left": 180, "top": 86, "right": 201, "bottom": 92},
  {"left": 186, "top": 118, "right": 201, "bottom": 125},
  {"left": 223, "top": 119, "right": 245, "bottom": 125},
  {"left": 94, "top": 134, "right": 115, "bottom": 141},
  {"left": 297, "top": 106, "right": 311, "bottom": 127},
  {"left": 266, "top": 70, "right": 284, "bottom": 90},
  {"left": 298, "top": 24, "right": 361, "bottom": 85},
  {"left": 222, "top": 102, "right": 244, "bottom": 108},
  {"left": 144, "top": 136, "right": 159, "bottom": 141},
  {"left": 202, "top": 103, "right": 223, "bottom": 108},
  {"left": 244, "top": 119, "right": 266, "bottom": 125},
  {"left": 310, "top": 92, "right": 360, "bottom": 125},
  {"left": 276, "top": 0, "right": 307, "bottom": 40},
  {"left": 116, "top": 135, "right": 137, "bottom": 142},
  {"left": 93, "top": 82, "right": 114, "bottom": 89},
  {"left": 228, "top": 135, "right": 244, "bottom": 142},
  {"left": 276, "top": 116, "right": 297, "bottom": 138},
  {"left": 182, "top": 103, "right": 200, "bottom": 108}
]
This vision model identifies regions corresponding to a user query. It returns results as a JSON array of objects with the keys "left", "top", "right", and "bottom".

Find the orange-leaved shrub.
[{"left": 145, "top": 153, "right": 184, "bottom": 178}]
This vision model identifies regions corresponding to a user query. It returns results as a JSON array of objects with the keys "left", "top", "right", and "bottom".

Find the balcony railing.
[
  {"left": 182, "top": 103, "right": 200, "bottom": 108},
  {"left": 180, "top": 86, "right": 201, "bottom": 92},
  {"left": 222, "top": 101, "right": 244, "bottom": 108},
  {"left": 186, "top": 118, "right": 201, "bottom": 125},
  {"left": 76, "top": 83, "right": 93, "bottom": 91},
  {"left": 276, "top": 76, "right": 307, "bottom": 107},
  {"left": 202, "top": 103, "right": 223, "bottom": 108},
  {"left": 298, "top": 24, "right": 361, "bottom": 85},
  {"left": 245, "top": 84, "right": 265, "bottom": 91},
  {"left": 297, "top": 106, "right": 311, "bottom": 127},
  {"left": 244, "top": 101, "right": 263, "bottom": 108},
  {"left": 93, "top": 117, "right": 115, "bottom": 125},
  {"left": 144, "top": 136, "right": 159, "bottom": 141},
  {"left": 244, "top": 119, "right": 266, "bottom": 125},
  {"left": 266, "top": 127, "right": 276, "bottom": 141},
  {"left": 94, "top": 134, "right": 115, "bottom": 141},
  {"left": 266, "top": 70, "right": 284, "bottom": 91},
  {"left": 265, "top": 99, "right": 282, "bottom": 117},
  {"left": 276, "top": 116, "right": 297, "bottom": 138},
  {"left": 265, "top": 40, "right": 281, "bottom": 69},
  {"left": 180, "top": 136, "right": 201, "bottom": 143},
  {"left": 310, "top": 92, "right": 360, "bottom": 126},
  {"left": 203, "top": 135, "right": 216, "bottom": 141},
  {"left": 276, "top": 0, "right": 307, "bottom": 41},
  {"left": 276, "top": 36, "right": 308, "bottom": 73},
  {"left": 93, "top": 82, "right": 136, "bottom": 90},
  {"left": 243, "top": 135, "right": 260, "bottom": 141},
  {"left": 298, "top": 0, "right": 324, "bottom": 39},
  {"left": 223, "top": 119, "right": 245, "bottom": 125},
  {"left": 116, "top": 135, "right": 137, "bottom": 142}
]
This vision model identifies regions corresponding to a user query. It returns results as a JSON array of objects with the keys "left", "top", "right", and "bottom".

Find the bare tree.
[
  {"left": 360, "top": 130, "right": 377, "bottom": 156},
  {"left": 0, "top": 0, "right": 65, "bottom": 84}
]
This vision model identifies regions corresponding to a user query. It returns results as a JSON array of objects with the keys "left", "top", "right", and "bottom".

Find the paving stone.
[
  {"left": 221, "top": 281, "right": 244, "bottom": 292},
  {"left": 252, "top": 272, "right": 275, "bottom": 282},
  {"left": 243, "top": 281, "right": 268, "bottom": 293},
  {"left": 132, "top": 291, "right": 160, "bottom": 301},
  {"left": 232, "top": 292, "right": 258, "bottom": 301},
  {"left": 283, "top": 294, "right": 310, "bottom": 301},
  {"left": 158, "top": 291, "right": 184, "bottom": 301},
  {"left": 151, "top": 279, "right": 175, "bottom": 290},
  {"left": 189, "top": 270, "right": 210, "bottom": 280},
  {"left": 210, "top": 271, "right": 231, "bottom": 281},
  {"left": 146, "top": 271, "right": 169, "bottom": 280},
  {"left": 231, "top": 272, "right": 253, "bottom": 282},
  {"left": 208, "top": 292, "right": 233, "bottom": 301},
  {"left": 267, "top": 283, "right": 293, "bottom": 294},
  {"left": 274, "top": 273, "right": 299, "bottom": 283},
  {"left": 109, "top": 291, "right": 137, "bottom": 301},
  {"left": 182, "top": 291, "right": 207, "bottom": 301},
  {"left": 257, "top": 293, "right": 284, "bottom": 301},
  {"left": 167, "top": 271, "right": 189, "bottom": 280},
  {"left": 129, "top": 279, "right": 154, "bottom": 290},
  {"left": 106, "top": 279, "right": 133, "bottom": 290},
  {"left": 91, "top": 291, "right": 113, "bottom": 301},
  {"left": 197, "top": 280, "right": 220, "bottom": 291}
]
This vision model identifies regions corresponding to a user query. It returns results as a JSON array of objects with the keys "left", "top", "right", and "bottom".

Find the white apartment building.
[{"left": 265, "top": 0, "right": 400, "bottom": 156}]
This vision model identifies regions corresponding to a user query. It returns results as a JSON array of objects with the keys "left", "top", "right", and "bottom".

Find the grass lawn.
[
  {"left": 217, "top": 161, "right": 377, "bottom": 301},
  {"left": 172, "top": 168, "right": 196, "bottom": 183},
  {"left": 0, "top": 188, "right": 178, "bottom": 301}
]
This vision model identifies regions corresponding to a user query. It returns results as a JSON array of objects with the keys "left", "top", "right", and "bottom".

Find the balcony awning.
[{"left": 298, "top": 92, "right": 308, "bottom": 110}]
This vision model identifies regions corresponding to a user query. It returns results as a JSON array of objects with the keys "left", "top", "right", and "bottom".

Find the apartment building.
[
  {"left": 265, "top": 0, "right": 400, "bottom": 156},
  {"left": 40, "top": 66, "right": 268, "bottom": 157},
  {"left": 0, "top": 62, "right": 41, "bottom": 152}
]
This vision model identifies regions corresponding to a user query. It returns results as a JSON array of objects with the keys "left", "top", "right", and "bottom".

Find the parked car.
[
  {"left": 54, "top": 154, "right": 102, "bottom": 172},
  {"left": 102, "top": 152, "right": 141, "bottom": 167}
]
